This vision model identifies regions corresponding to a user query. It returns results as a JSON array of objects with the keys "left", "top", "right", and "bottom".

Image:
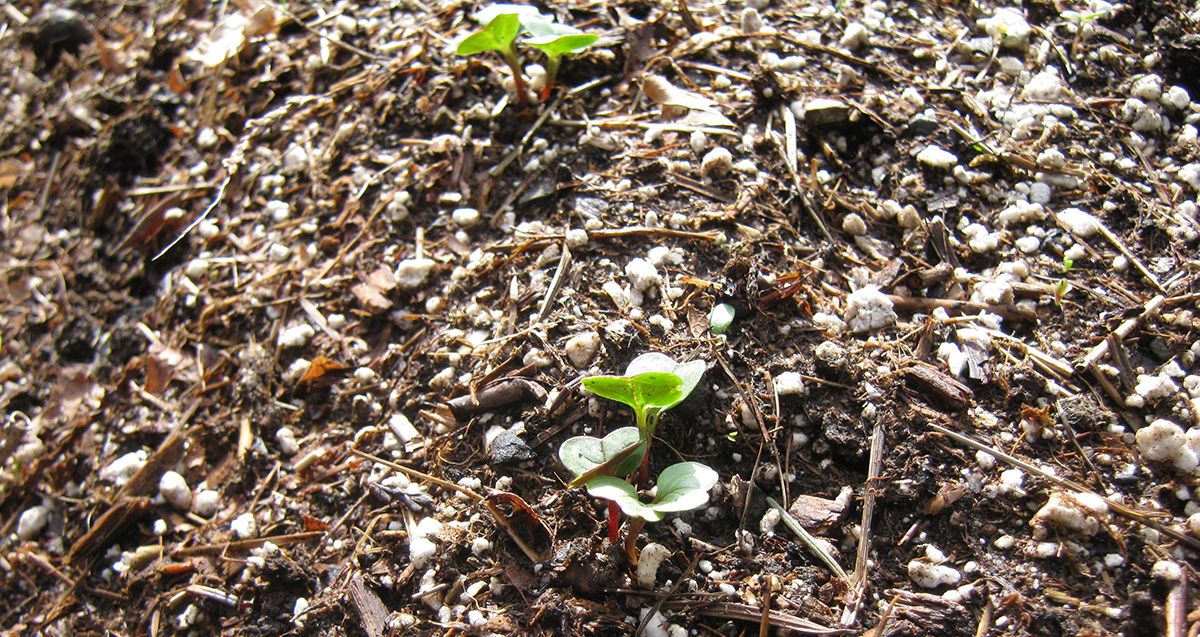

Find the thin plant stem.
[
  {"left": 540, "top": 56, "right": 560, "bottom": 102},
  {"left": 503, "top": 48, "right": 531, "bottom": 109},
  {"left": 625, "top": 516, "right": 646, "bottom": 565}
]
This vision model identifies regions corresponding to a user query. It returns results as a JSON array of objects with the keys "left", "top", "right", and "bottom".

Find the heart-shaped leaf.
[
  {"left": 584, "top": 461, "right": 719, "bottom": 522},
  {"left": 524, "top": 20, "right": 598, "bottom": 59},
  {"left": 582, "top": 372, "right": 682, "bottom": 414},
  {"left": 586, "top": 477, "right": 660, "bottom": 520},
  {"left": 650, "top": 462, "right": 719, "bottom": 513},
  {"left": 559, "top": 426, "right": 646, "bottom": 487},
  {"left": 456, "top": 12, "right": 521, "bottom": 56}
]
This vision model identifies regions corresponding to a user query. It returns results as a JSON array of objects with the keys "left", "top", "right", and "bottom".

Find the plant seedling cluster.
[
  {"left": 456, "top": 4, "right": 599, "bottom": 109},
  {"left": 558, "top": 353, "right": 715, "bottom": 563}
]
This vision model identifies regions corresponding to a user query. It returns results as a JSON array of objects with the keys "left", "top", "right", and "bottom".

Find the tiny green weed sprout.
[
  {"left": 709, "top": 302, "right": 736, "bottom": 335},
  {"left": 586, "top": 461, "right": 718, "bottom": 522},
  {"left": 1060, "top": 9, "right": 1105, "bottom": 25}
]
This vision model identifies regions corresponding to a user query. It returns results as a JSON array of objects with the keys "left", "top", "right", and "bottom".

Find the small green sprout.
[
  {"left": 585, "top": 462, "right": 719, "bottom": 522},
  {"left": 709, "top": 302, "right": 736, "bottom": 335},
  {"left": 564, "top": 353, "right": 710, "bottom": 550},
  {"left": 1060, "top": 10, "right": 1105, "bottom": 24},
  {"left": 456, "top": 4, "right": 599, "bottom": 108},
  {"left": 457, "top": 11, "right": 531, "bottom": 109}
]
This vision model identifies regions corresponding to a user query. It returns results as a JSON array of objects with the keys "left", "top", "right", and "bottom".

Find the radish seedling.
[
  {"left": 456, "top": 10, "right": 531, "bottom": 109},
  {"left": 456, "top": 4, "right": 599, "bottom": 108}
]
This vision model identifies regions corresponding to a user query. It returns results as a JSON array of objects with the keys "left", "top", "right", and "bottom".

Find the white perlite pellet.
[
  {"left": 17, "top": 505, "right": 49, "bottom": 541},
  {"left": 410, "top": 517, "right": 444, "bottom": 569},
  {"left": 101, "top": 450, "right": 148, "bottom": 487},
  {"left": 917, "top": 145, "right": 957, "bottom": 169},
  {"left": 193, "top": 489, "right": 221, "bottom": 517},
  {"left": 276, "top": 427, "right": 300, "bottom": 455},
  {"left": 701, "top": 147, "right": 734, "bottom": 177},
  {"left": 565, "top": 331, "right": 601, "bottom": 368},
  {"left": 980, "top": 9, "right": 1031, "bottom": 48},
  {"left": 452, "top": 208, "right": 481, "bottom": 228},
  {"left": 625, "top": 258, "right": 661, "bottom": 307},
  {"left": 1057, "top": 207, "right": 1101, "bottom": 237},
  {"left": 395, "top": 258, "right": 436, "bottom": 290},
  {"left": 159, "top": 471, "right": 193, "bottom": 510},
  {"left": 908, "top": 559, "right": 961, "bottom": 588},
  {"left": 637, "top": 543, "right": 672, "bottom": 587},
  {"left": 844, "top": 285, "right": 897, "bottom": 333},
  {"left": 231, "top": 513, "right": 258, "bottom": 539},
  {"left": 1030, "top": 491, "right": 1110, "bottom": 538},
  {"left": 774, "top": 371, "right": 807, "bottom": 395},
  {"left": 1137, "top": 419, "right": 1200, "bottom": 473}
]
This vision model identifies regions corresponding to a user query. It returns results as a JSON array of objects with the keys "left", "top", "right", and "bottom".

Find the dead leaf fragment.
[{"left": 295, "top": 356, "right": 350, "bottom": 395}]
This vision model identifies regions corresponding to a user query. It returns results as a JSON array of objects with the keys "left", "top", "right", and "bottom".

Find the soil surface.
[{"left": 3, "top": 0, "right": 1200, "bottom": 635}]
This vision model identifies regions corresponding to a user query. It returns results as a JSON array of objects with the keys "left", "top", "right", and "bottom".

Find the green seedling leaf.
[
  {"left": 559, "top": 426, "right": 647, "bottom": 487},
  {"left": 710, "top": 303, "right": 736, "bottom": 335},
  {"left": 456, "top": 12, "right": 521, "bottom": 57},
  {"left": 524, "top": 21, "right": 599, "bottom": 59},
  {"left": 651, "top": 462, "right": 719, "bottom": 513},
  {"left": 585, "top": 461, "right": 719, "bottom": 522},
  {"left": 624, "top": 352, "right": 677, "bottom": 376},
  {"left": 586, "top": 477, "right": 658, "bottom": 520},
  {"left": 582, "top": 372, "right": 683, "bottom": 414},
  {"left": 528, "top": 33, "right": 599, "bottom": 59}
]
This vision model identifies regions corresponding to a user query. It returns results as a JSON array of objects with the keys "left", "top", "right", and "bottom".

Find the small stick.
[
  {"left": 350, "top": 449, "right": 482, "bottom": 500},
  {"left": 766, "top": 496, "right": 848, "bottom": 580},
  {"left": 173, "top": 531, "right": 325, "bottom": 556},
  {"left": 885, "top": 294, "right": 1037, "bottom": 324},
  {"left": 488, "top": 226, "right": 724, "bottom": 252},
  {"left": 974, "top": 595, "right": 995, "bottom": 637},
  {"left": 842, "top": 421, "right": 884, "bottom": 626},
  {"left": 1166, "top": 564, "right": 1187, "bottom": 637},
  {"left": 867, "top": 594, "right": 900, "bottom": 637},
  {"left": 534, "top": 242, "right": 571, "bottom": 324},
  {"left": 1077, "top": 295, "right": 1165, "bottom": 371}
]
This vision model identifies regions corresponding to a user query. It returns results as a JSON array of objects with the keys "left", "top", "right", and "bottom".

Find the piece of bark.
[
  {"left": 902, "top": 363, "right": 974, "bottom": 412},
  {"left": 788, "top": 494, "right": 847, "bottom": 533},
  {"left": 352, "top": 281, "right": 393, "bottom": 313},
  {"left": 348, "top": 573, "right": 389, "bottom": 637},
  {"left": 446, "top": 379, "right": 547, "bottom": 421},
  {"left": 68, "top": 496, "right": 151, "bottom": 566},
  {"left": 117, "top": 423, "right": 190, "bottom": 499}
]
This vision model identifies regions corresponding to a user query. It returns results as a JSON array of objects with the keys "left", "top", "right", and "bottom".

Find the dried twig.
[
  {"left": 886, "top": 294, "right": 1037, "bottom": 324},
  {"left": 765, "top": 496, "right": 848, "bottom": 580},
  {"left": 534, "top": 242, "right": 571, "bottom": 324},
  {"left": 841, "top": 420, "right": 884, "bottom": 626},
  {"left": 661, "top": 599, "right": 850, "bottom": 635},
  {"left": 1077, "top": 294, "right": 1165, "bottom": 371}
]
